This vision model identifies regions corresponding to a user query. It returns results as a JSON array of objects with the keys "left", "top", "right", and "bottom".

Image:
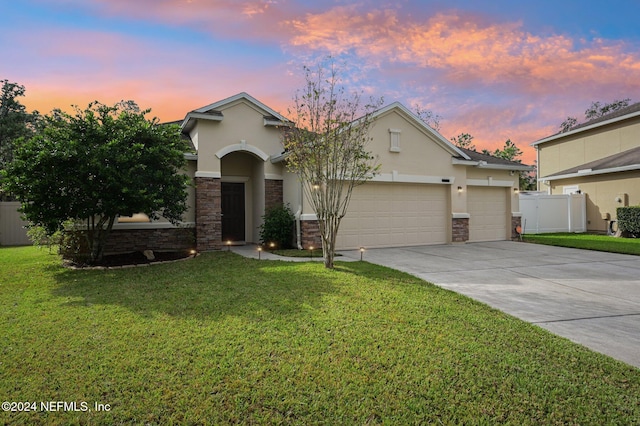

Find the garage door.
[
  {"left": 468, "top": 186, "right": 507, "bottom": 242},
  {"left": 336, "top": 183, "right": 448, "bottom": 249}
]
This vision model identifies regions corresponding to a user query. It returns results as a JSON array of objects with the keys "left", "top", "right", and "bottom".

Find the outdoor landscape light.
[
  {"left": 189, "top": 249, "right": 197, "bottom": 256},
  {"left": 269, "top": 242, "right": 275, "bottom": 249},
  {"left": 257, "top": 246, "right": 262, "bottom": 259},
  {"left": 226, "top": 240, "right": 231, "bottom": 251},
  {"left": 309, "top": 246, "right": 314, "bottom": 259},
  {"left": 360, "top": 247, "right": 365, "bottom": 261}
]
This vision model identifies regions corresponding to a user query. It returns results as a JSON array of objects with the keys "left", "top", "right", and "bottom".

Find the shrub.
[
  {"left": 617, "top": 206, "right": 640, "bottom": 237},
  {"left": 259, "top": 204, "right": 295, "bottom": 249}
]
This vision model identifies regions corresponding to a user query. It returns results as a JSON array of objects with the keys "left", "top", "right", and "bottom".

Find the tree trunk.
[
  {"left": 88, "top": 215, "right": 116, "bottom": 264},
  {"left": 321, "top": 216, "right": 340, "bottom": 269}
]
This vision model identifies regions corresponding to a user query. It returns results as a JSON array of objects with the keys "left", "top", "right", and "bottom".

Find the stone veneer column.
[
  {"left": 300, "top": 220, "right": 322, "bottom": 249},
  {"left": 195, "top": 177, "right": 222, "bottom": 251},
  {"left": 511, "top": 215, "right": 522, "bottom": 240},
  {"left": 264, "top": 179, "right": 284, "bottom": 211},
  {"left": 451, "top": 217, "right": 469, "bottom": 242}
]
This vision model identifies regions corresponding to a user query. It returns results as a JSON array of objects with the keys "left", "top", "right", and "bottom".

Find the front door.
[{"left": 221, "top": 182, "right": 245, "bottom": 242}]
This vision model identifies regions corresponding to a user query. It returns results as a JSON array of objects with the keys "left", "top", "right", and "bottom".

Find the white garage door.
[
  {"left": 468, "top": 186, "right": 507, "bottom": 242},
  {"left": 336, "top": 183, "right": 448, "bottom": 249}
]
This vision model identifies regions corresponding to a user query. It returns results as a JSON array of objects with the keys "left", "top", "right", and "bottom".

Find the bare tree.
[
  {"left": 450, "top": 133, "right": 476, "bottom": 150},
  {"left": 283, "top": 60, "right": 382, "bottom": 268}
]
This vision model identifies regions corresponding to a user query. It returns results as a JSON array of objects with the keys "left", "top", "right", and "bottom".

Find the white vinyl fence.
[
  {"left": 519, "top": 193, "right": 586, "bottom": 234},
  {"left": 0, "top": 202, "right": 31, "bottom": 246}
]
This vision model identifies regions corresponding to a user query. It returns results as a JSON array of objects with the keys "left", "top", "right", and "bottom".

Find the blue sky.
[{"left": 3, "top": 0, "right": 640, "bottom": 164}]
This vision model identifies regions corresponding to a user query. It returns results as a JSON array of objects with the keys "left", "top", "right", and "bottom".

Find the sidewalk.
[{"left": 230, "top": 245, "right": 359, "bottom": 262}]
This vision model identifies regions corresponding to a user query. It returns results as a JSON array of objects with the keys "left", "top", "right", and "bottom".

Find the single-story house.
[
  {"left": 533, "top": 102, "right": 640, "bottom": 233},
  {"left": 106, "top": 92, "right": 531, "bottom": 253}
]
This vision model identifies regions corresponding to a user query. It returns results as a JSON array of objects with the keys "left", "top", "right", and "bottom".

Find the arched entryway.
[{"left": 220, "top": 151, "right": 265, "bottom": 244}]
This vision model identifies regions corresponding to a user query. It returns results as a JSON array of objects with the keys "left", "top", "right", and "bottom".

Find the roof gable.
[
  {"left": 181, "top": 92, "right": 289, "bottom": 132},
  {"left": 370, "top": 102, "right": 471, "bottom": 160}
]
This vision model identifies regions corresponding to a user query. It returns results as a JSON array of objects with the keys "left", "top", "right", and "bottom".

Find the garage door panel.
[
  {"left": 468, "top": 187, "right": 507, "bottom": 242},
  {"left": 336, "top": 183, "right": 448, "bottom": 249}
]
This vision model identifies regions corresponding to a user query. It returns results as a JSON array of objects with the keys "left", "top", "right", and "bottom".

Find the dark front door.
[{"left": 222, "top": 182, "right": 245, "bottom": 242}]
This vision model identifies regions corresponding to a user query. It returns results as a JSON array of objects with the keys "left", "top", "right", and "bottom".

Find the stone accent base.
[
  {"left": 301, "top": 220, "right": 322, "bottom": 249},
  {"left": 103, "top": 227, "right": 195, "bottom": 254},
  {"left": 264, "top": 179, "right": 284, "bottom": 211},
  {"left": 452, "top": 217, "right": 469, "bottom": 242},
  {"left": 511, "top": 215, "right": 522, "bottom": 240},
  {"left": 61, "top": 227, "right": 195, "bottom": 258},
  {"left": 195, "top": 177, "right": 222, "bottom": 251}
]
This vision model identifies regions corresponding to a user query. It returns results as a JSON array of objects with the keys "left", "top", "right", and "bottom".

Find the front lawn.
[
  {"left": 523, "top": 232, "right": 640, "bottom": 255},
  {"left": 1, "top": 246, "right": 639, "bottom": 424}
]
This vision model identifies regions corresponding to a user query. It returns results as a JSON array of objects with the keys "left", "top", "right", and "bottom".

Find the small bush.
[
  {"left": 259, "top": 204, "right": 295, "bottom": 249},
  {"left": 617, "top": 206, "right": 640, "bottom": 237}
]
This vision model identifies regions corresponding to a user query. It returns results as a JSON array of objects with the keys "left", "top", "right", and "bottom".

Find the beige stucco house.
[
  {"left": 533, "top": 103, "right": 640, "bottom": 233},
  {"left": 107, "top": 92, "right": 531, "bottom": 253}
]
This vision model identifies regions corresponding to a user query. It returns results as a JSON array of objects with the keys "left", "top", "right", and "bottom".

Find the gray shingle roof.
[
  {"left": 546, "top": 145, "right": 640, "bottom": 178},
  {"left": 569, "top": 102, "right": 640, "bottom": 132},
  {"left": 456, "top": 147, "right": 530, "bottom": 168}
]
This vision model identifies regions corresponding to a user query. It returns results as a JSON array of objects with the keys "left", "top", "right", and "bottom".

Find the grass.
[
  {"left": 523, "top": 232, "right": 640, "bottom": 255},
  {"left": 1, "top": 246, "right": 640, "bottom": 425}
]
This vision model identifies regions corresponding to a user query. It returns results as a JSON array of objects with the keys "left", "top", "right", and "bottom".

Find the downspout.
[{"left": 295, "top": 180, "right": 303, "bottom": 249}]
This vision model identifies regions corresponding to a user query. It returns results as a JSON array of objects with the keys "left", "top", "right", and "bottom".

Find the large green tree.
[
  {"left": 0, "top": 80, "right": 39, "bottom": 172},
  {"left": 283, "top": 60, "right": 382, "bottom": 269},
  {"left": 1, "top": 101, "right": 190, "bottom": 263}
]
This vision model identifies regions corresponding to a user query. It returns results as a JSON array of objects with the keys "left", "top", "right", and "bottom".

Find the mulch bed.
[{"left": 68, "top": 250, "right": 194, "bottom": 268}]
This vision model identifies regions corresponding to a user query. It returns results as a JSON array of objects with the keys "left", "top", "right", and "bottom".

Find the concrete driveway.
[{"left": 340, "top": 241, "right": 640, "bottom": 369}]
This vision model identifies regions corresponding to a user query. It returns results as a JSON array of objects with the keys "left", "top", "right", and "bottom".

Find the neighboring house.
[
  {"left": 106, "top": 92, "right": 531, "bottom": 254},
  {"left": 533, "top": 102, "right": 640, "bottom": 233}
]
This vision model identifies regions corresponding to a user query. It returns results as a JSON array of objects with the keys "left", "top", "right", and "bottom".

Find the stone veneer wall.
[
  {"left": 452, "top": 217, "right": 469, "bottom": 242},
  {"left": 511, "top": 215, "right": 522, "bottom": 240},
  {"left": 264, "top": 179, "right": 284, "bottom": 211},
  {"left": 195, "top": 177, "right": 222, "bottom": 251},
  {"left": 300, "top": 220, "right": 322, "bottom": 249},
  {"left": 103, "top": 228, "right": 195, "bottom": 254}
]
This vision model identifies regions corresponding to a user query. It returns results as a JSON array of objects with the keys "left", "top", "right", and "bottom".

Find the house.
[
  {"left": 106, "top": 92, "right": 531, "bottom": 253},
  {"left": 533, "top": 102, "right": 640, "bottom": 233}
]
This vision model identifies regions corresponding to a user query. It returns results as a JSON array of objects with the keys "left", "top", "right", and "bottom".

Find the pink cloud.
[{"left": 283, "top": 8, "right": 640, "bottom": 97}]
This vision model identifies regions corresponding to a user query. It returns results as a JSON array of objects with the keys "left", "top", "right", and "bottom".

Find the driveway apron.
[{"left": 340, "top": 241, "right": 640, "bottom": 369}]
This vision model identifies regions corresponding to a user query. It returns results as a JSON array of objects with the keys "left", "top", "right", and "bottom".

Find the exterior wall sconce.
[
  {"left": 457, "top": 186, "right": 463, "bottom": 193},
  {"left": 513, "top": 188, "right": 519, "bottom": 193},
  {"left": 360, "top": 247, "right": 365, "bottom": 261}
]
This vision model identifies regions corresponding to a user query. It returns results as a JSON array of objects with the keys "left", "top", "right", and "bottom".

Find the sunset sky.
[{"left": 4, "top": 1, "right": 640, "bottom": 164}]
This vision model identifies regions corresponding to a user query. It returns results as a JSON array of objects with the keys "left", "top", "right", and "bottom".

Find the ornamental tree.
[
  {"left": 283, "top": 60, "right": 382, "bottom": 269},
  {"left": 1, "top": 101, "right": 190, "bottom": 263}
]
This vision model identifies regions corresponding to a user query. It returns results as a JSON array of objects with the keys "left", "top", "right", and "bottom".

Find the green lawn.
[
  {"left": 1, "top": 246, "right": 639, "bottom": 425},
  {"left": 523, "top": 232, "right": 640, "bottom": 255}
]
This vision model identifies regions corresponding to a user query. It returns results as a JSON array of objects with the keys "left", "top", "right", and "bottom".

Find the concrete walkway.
[{"left": 339, "top": 241, "right": 640, "bottom": 369}]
